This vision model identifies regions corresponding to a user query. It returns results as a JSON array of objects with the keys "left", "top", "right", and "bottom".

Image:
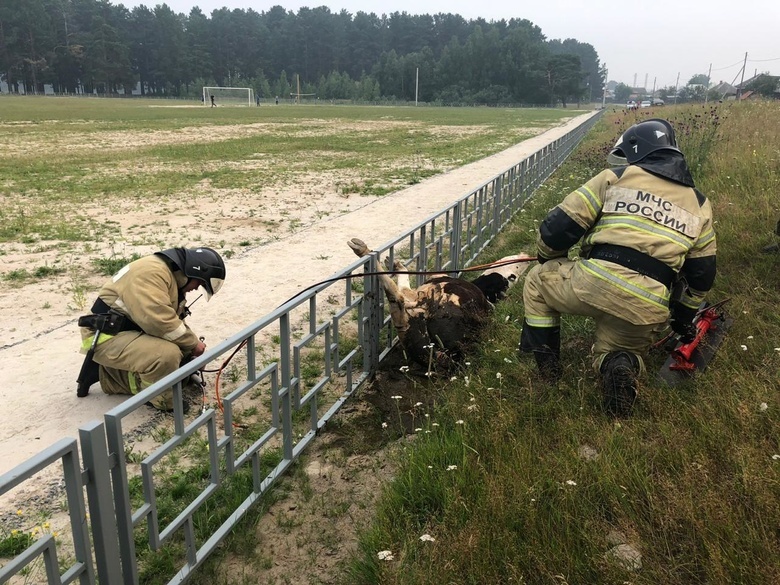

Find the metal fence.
[{"left": 0, "top": 110, "right": 603, "bottom": 585}]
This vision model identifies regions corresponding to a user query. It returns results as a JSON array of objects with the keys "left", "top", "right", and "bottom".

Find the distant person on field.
[
  {"left": 76, "top": 247, "right": 226, "bottom": 411},
  {"left": 518, "top": 118, "right": 717, "bottom": 417},
  {"left": 210, "top": 94, "right": 216, "bottom": 107}
]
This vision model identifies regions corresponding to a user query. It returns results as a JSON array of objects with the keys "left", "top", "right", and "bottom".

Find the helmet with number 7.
[
  {"left": 607, "top": 118, "right": 682, "bottom": 166},
  {"left": 156, "top": 247, "right": 226, "bottom": 300}
]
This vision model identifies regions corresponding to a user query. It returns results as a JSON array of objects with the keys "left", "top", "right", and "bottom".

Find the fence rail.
[{"left": 0, "top": 110, "right": 603, "bottom": 585}]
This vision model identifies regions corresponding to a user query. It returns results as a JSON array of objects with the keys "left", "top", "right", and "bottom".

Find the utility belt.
[
  {"left": 77, "top": 298, "right": 142, "bottom": 335},
  {"left": 585, "top": 244, "right": 676, "bottom": 289}
]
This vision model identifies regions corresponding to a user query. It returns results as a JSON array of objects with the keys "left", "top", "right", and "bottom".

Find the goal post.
[{"left": 203, "top": 86, "right": 254, "bottom": 106}]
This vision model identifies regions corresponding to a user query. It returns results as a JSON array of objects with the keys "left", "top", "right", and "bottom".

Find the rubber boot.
[
  {"left": 519, "top": 320, "right": 562, "bottom": 385},
  {"left": 600, "top": 351, "right": 639, "bottom": 417},
  {"left": 76, "top": 356, "right": 101, "bottom": 397},
  {"left": 533, "top": 349, "right": 562, "bottom": 384}
]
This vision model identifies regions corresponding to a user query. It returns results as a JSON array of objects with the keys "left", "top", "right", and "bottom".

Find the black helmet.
[
  {"left": 607, "top": 118, "right": 681, "bottom": 165},
  {"left": 156, "top": 247, "right": 226, "bottom": 299}
]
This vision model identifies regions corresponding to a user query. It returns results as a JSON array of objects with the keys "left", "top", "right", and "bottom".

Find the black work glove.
[{"left": 670, "top": 302, "right": 698, "bottom": 343}]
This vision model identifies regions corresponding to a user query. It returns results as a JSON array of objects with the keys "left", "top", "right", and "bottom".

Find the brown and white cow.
[{"left": 348, "top": 238, "right": 532, "bottom": 370}]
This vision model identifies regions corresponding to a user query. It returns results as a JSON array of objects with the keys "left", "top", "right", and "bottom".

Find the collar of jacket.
[{"left": 635, "top": 151, "right": 696, "bottom": 188}]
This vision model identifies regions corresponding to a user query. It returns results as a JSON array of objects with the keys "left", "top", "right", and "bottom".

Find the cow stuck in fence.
[{"left": 348, "top": 238, "right": 532, "bottom": 371}]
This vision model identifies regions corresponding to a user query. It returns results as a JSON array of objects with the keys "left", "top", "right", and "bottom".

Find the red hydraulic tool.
[{"left": 657, "top": 300, "right": 732, "bottom": 385}]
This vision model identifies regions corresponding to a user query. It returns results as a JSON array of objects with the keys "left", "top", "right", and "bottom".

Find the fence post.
[
  {"left": 366, "top": 252, "right": 382, "bottom": 372},
  {"left": 450, "top": 203, "right": 462, "bottom": 275},
  {"left": 492, "top": 174, "right": 502, "bottom": 241},
  {"left": 80, "top": 420, "right": 123, "bottom": 585}
]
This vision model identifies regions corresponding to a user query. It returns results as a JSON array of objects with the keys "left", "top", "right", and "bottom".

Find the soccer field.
[{"left": 0, "top": 95, "right": 579, "bottom": 273}]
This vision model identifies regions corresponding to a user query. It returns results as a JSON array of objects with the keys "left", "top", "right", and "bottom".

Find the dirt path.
[{"left": 0, "top": 110, "right": 596, "bottom": 480}]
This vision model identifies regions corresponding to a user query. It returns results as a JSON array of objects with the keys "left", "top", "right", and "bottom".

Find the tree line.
[{"left": 0, "top": 1, "right": 605, "bottom": 105}]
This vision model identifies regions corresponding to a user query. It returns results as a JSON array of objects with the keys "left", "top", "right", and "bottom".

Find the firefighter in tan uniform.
[
  {"left": 519, "top": 119, "right": 717, "bottom": 416},
  {"left": 77, "top": 247, "right": 226, "bottom": 411}
]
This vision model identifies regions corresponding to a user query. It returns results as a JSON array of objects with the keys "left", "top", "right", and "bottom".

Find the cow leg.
[
  {"left": 348, "top": 238, "right": 409, "bottom": 334},
  {"left": 388, "top": 258, "right": 411, "bottom": 290}
]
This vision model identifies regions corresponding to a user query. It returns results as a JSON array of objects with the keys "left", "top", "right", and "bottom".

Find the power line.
[{"left": 711, "top": 59, "right": 745, "bottom": 71}]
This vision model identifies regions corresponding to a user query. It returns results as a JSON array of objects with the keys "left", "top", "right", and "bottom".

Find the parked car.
[
  {"left": 626, "top": 100, "right": 638, "bottom": 109},
  {"left": 651, "top": 98, "right": 665, "bottom": 106},
  {"left": 640, "top": 100, "right": 652, "bottom": 108}
]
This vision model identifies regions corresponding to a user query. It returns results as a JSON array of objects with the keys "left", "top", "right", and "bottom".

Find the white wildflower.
[
  {"left": 504, "top": 358, "right": 512, "bottom": 363},
  {"left": 772, "top": 454, "right": 780, "bottom": 460},
  {"left": 467, "top": 404, "right": 478, "bottom": 411},
  {"left": 565, "top": 480, "right": 577, "bottom": 486},
  {"left": 450, "top": 376, "right": 458, "bottom": 381},
  {"left": 432, "top": 422, "right": 439, "bottom": 427},
  {"left": 760, "top": 402, "right": 768, "bottom": 412},
  {"left": 391, "top": 395, "right": 402, "bottom": 400},
  {"left": 496, "top": 372, "right": 503, "bottom": 380},
  {"left": 747, "top": 335, "right": 754, "bottom": 339},
  {"left": 455, "top": 419, "right": 465, "bottom": 425},
  {"left": 741, "top": 345, "right": 748, "bottom": 351},
  {"left": 415, "top": 402, "right": 423, "bottom": 407},
  {"left": 399, "top": 365, "right": 410, "bottom": 373},
  {"left": 419, "top": 534, "right": 436, "bottom": 542},
  {"left": 446, "top": 465, "right": 457, "bottom": 471},
  {"left": 465, "top": 362, "right": 471, "bottom": 366},
  {"left": 415, "top": 428, "right": 422, "bottom": 432},
  {"left": 377, "top": 550, "right": 394, "bottom": 561},
  {"left": 382, "top": 422, "right": 388, "bottom": 429},
  {"left": 464, "top": 376, "right": 470, "bottom": 387}
]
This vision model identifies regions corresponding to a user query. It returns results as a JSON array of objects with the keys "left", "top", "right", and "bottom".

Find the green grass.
[{"left": 342, "top": 101, "right": 780, "bottom": 584}]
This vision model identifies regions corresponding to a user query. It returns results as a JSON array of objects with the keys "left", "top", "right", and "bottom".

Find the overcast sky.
[{"left": 115, "top": 0, "right": 780, "bottom": 89}]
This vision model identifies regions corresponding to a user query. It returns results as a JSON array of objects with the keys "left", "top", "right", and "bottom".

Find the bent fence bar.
[{"left": 0, "top": 110, "right": 602, "bottom": 585}]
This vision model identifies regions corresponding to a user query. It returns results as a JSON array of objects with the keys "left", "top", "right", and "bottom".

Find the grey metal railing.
[{"left": 0, "top": 110, "right": 603, "bottom": 585}]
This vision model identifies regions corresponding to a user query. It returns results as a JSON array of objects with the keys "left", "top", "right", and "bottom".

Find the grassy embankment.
[{"left": 344, "top": 101, "right": 780, "bottom": 584}]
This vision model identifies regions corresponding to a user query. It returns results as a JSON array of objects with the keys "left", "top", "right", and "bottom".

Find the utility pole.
[
  {"left": 737, "top": 52, "right": 748, "bottom": 99},
  {"left": 674, "top": 72, "right": 680, "bottom": 105},
  {"left": 705, "top": 63, "right": 712, "bottom": 104},
  {"left": 415, "top": 67, "right": 419, "bottom": 106},
  {"left": 652, "top": 77, "right": 656, "bottom": 99},
  {"left": 601, "top": 67, "right": 608, "bottom": 109}
]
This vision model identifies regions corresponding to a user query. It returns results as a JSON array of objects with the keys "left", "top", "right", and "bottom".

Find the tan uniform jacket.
[
  {"left": 92, "top": 255, "right": 200, "bottom": 352},
  {"left": 537, "top": 165, "right": 717, "bottom": 325}
]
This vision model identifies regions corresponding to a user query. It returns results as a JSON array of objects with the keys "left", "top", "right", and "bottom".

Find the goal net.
[{"left": 203, "top": 86, "right": 254, "bottom": 106}]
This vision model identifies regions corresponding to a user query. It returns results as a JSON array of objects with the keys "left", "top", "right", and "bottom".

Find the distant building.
[{"left": 711, "top": 81, "right": 738, "bottom": 100}]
